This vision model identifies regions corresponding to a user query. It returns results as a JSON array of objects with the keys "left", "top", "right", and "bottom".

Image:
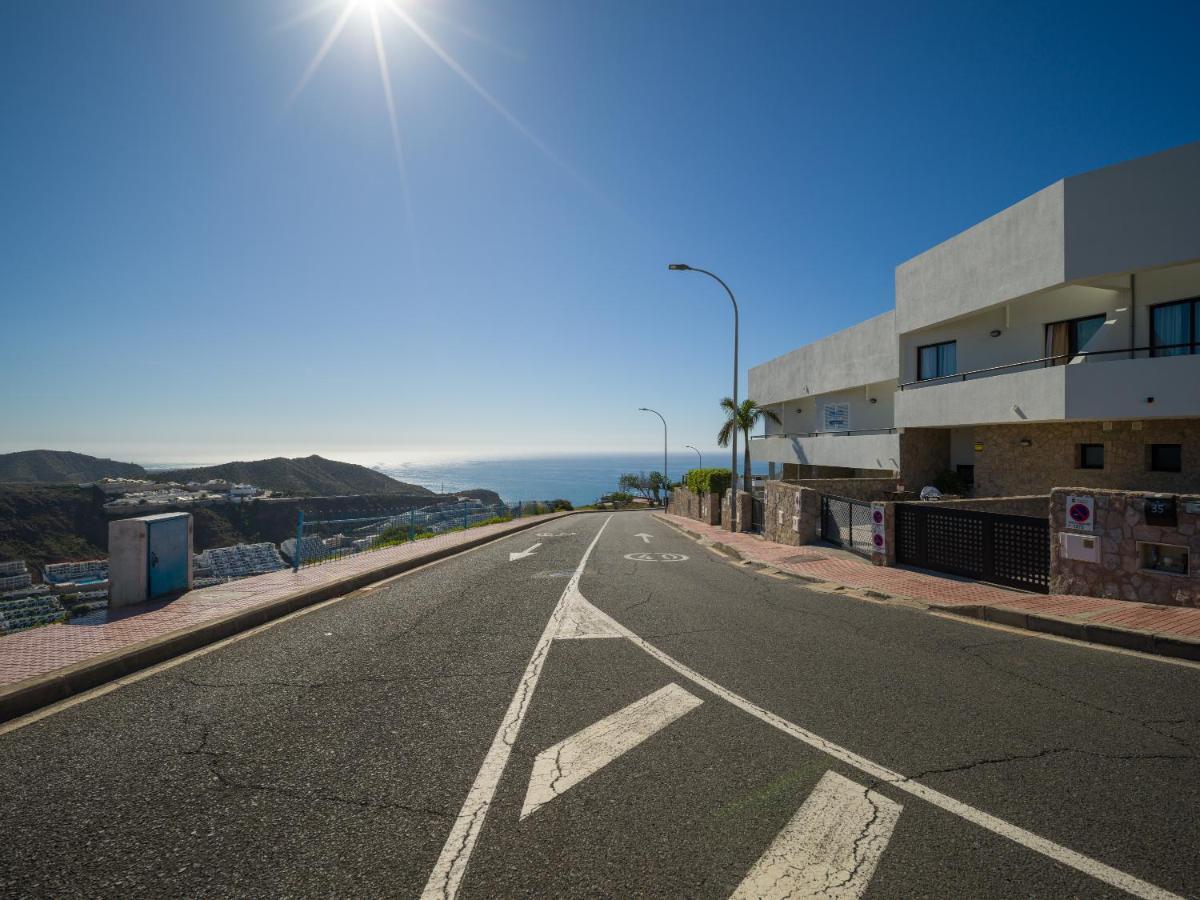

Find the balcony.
[
  {"left": 750, "top": 430, "right": 900, "bottom": 472},
  {"left": 895, "top": 348, "right": 1200, "bottom": 427}
]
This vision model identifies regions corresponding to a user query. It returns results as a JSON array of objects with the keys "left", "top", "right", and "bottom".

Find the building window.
[
  {"left": 1078, "top": 444, "right": 1105, "bottom": 470},
  {"left": 1150, "top": 444, "right": 1182, "bottom": 473},
  {"left": 917, "top": 341, "right": 956, "bottom": 381},
  {"left": 1045, "top": 314, "right": 1105, "bottom": 366},
  {"left": 1151, "top": 297, "right": 1199, "bottom": 357},
  {"left": 955, "top": 464, "right": 975, "bottom": 486}
]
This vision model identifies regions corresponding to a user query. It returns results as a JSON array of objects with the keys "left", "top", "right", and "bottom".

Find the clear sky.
[{"left": 3, "top": 0, "right": 1199, "bottom": 464}]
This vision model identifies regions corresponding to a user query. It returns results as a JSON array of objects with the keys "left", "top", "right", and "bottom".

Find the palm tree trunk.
[{"left": 742, "top": 428, "right": 752, "bottom": 493}]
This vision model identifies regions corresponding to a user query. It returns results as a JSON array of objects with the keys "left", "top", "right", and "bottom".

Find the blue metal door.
[{"left": 148, "top": 515, "right": 189, "bottom": 597}]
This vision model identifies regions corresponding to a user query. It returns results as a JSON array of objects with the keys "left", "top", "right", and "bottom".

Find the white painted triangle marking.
[
  {"left": 520, "top": 683, "right": 701, "bottom": 820},
  {"left": 508, "top": 542, "right": 541, "bottom": 561},
  {"left": 552, "top": 586, "right": 625, "bottom": 640},
  {"left": 730, "top": 770, "right": 901, "bottom": 900}
]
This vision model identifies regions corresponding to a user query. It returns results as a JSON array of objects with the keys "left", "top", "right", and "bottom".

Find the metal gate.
[
  {"left": 820, "top": 495, "right": 874, "bottom": 557},
  {"left": 895, "top": 504, "right": 1049, "bottom": 593},
  {"left": 750, "top": 496, "right": 764, "bottom": 533}
]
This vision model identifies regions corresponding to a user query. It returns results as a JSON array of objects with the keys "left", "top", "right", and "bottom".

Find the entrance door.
[{"left": 148, "top": 515, "right": 190, "bottom": 597}]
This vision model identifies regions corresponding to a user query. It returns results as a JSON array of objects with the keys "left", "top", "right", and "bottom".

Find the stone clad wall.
[
  {"left": 667, "top": 486, "right": 720, "bottom": 526},
  {"left": 898, "top": 428, "right": 951, "bottom": 491},
  {"left": 762, "top": 477, "right": 899, "bottom": 546},
  {"left": 1049, "top": 487, "right": 1200, "bottom": 607},
  {"left": 920, "top": 495, "right": 1049, "bottom": 517},
  {"left": 974, "top": 420, "right": 1200, "bottom": 497}
]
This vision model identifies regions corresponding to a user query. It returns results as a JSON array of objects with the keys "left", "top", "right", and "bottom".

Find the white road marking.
[
  {"left": 730, "top": 770, "right": 901, "bottom": 900},
  {"left": 552, "top": 583, "right": 624, "bottom": 640},
  {"left": 623, "top": 552, "right": 688, "bottom": 562},
  {"left": 420, "top": 516, "right": 613, "bottom": 900},
  {"left": 634, "top": 532, "right": 653, "bottom": 543},
  {"left": 565, "top": 593, "right": 1180, "bottom": 900},
  {"left": 508, "top": 542, "right": 542, "bottom": 562},
  {"left": 520, "top": 683, "right": 701, "bottom": 820},
  {"left": 536, "top": 532, "right": 577, "bottom": 537}
]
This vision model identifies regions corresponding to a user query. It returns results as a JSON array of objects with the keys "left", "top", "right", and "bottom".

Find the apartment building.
[{"left": 751, "top": 141, "right": 1200, "bottom": 497}]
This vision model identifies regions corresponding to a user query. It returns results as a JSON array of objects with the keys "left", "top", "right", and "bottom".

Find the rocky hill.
[
  {"left": 152, "top": 455, "right": 432, "bottom": 497},
  {"left": 0, "top": 450, "right": 146, "bottom": 483}
]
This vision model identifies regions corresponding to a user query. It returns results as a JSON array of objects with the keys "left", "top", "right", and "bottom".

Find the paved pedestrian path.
[
  {"left": 0, "top": 514, "right": 563, "bottom": 690},
  {"left": 657, "top": 513, "right": 1200, "bottom": 655}
]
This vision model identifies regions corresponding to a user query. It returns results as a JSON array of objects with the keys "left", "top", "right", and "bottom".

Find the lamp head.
[
  {"left": 668, "top": 263, "right": 690, "bottom": 271},
  {"left": 638, "top": 407, "right": 648, "bottom": 411}
]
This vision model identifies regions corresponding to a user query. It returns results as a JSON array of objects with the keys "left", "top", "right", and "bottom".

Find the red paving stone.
[
  {"left": 0, "top": 514, "right": 562, "bottom": 688},
  {"left": 658, "top": 513, "right": 1200, "bottom": 649}
]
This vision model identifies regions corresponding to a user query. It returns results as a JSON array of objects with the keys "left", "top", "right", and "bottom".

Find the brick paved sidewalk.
[
  {"left": 657, "top": 513, "right": 1200, "bottom": 655},
  {"left": 0, "top": 513, "right": 564, "bottom": 690}
]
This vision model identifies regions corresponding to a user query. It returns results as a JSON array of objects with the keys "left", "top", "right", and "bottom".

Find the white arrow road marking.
[
  {"left": 730, "top": 770, "right": 901, "bottom": 900},
  {"left": 555, "top": 594, "right": 1181, "bottom": 900},
  {"left": 520, "top": 683, "right": 701, "bottom": 820},
  {"left": 508, "top": 542, "right": 542, "bottom": 562},
  {"left": 421, "top": 516, "right": 613, "bottom": 900},
  {"left": 634, "top": 532, "right": 653, "bottom": 543}
]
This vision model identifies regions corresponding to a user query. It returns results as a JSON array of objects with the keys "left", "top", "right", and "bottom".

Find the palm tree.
[{"left": 717, "top": 397, "right": 781, "bottom": 493}]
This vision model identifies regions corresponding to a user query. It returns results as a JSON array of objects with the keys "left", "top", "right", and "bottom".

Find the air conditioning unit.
[{"left": 1059, "top": 532, "right": 1100, "bottom": 563}]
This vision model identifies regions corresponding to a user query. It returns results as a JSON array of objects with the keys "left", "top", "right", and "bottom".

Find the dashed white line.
[
  {"left": 419, "top": 515, "right": 613, "bottom": 900},
  {"left": 730, "top": 770, "right": 901, "bottom": 900},
  {"left": 520, "top": 683, "right": 701, "bottom": 820}
]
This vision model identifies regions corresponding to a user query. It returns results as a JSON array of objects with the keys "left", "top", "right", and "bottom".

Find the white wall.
[
  {"left": 1065, "top": 353, "right": 1200, "bottom": 420},
  {"left": 896, "top": 365, "right": 1068, "bottom": 428},
  {"left": 895, "top": 181, "right": 1065, "bottom": 333},
  {"left": 749, "top": 311, "right": 897, "bottom": 405},
  {"left": 761, "top": 379, "right": 896, "bottom": 436},
  {"left": 751, "top": 432, "right": 900, "bottom": 473}
]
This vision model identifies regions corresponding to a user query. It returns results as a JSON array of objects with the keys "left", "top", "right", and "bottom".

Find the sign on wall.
[
  {"left": 1143, "top": 496, "right": 1177, "bottom": 527},
  {"left": 822, "top": 402, "right": 850, "bottom": 432},
  {"left": 871, "top": 503, "right": 886, "bottom": 553},
  {"left": 1065, "top": 494, "right": 1094, "bottom": 532}
]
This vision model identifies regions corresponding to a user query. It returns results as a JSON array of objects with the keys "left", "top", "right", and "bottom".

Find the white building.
[
  {"left": 750, "top": 141, "right": 1200, "bottom": 497},
  {"left": 194, "top": 543, "right": 287, "bottom": 580},
  {"left": 43, "top": 559, "right": 108, "bottom": 583}
]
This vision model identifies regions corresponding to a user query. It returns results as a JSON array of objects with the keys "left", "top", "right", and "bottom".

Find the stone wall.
[
  {"left": 974, "top": 419, "right": 1200, "bottom": 497},
  {"left": 762, "top": 477, "right": 899, "bottom": 546},
  {"left": 667, "top": 486, "right": 721, "bottom": 526},
  {"left": 1049, "top": 487, "right": 1200, "bottom": 607},
  {"left": 898, "top": 428, "right": 951, "bottom": 491},
  {"left": 918, "top": 495, "right": 1049, "bottom": 517}
]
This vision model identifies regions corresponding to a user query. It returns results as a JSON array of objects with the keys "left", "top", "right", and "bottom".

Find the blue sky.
[{"left": 3, "top": 0, "right": 1198, "bottom": 464}]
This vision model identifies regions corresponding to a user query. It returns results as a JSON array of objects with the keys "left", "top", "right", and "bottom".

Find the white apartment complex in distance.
[{"left": 750, "top": 141, "right": 1200, "bottom": 497}]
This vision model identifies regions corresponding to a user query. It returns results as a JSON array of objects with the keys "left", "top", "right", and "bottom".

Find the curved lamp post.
[
  {"left": 685, "top": 444, "right": 702, "bottom": 468},
  {"left": 638, "top": 407, "right": 668, "bottom": 505},
  {"left": 669, "top": 263, "right": 739, "bottom": 530}
]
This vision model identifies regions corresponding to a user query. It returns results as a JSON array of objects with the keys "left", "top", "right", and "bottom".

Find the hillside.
[
  {"left": 154, "top": 455, "right": 434, "bottom": 497},
  {"left": 0, "top": 450, "right": 146, "bottom": 483}
]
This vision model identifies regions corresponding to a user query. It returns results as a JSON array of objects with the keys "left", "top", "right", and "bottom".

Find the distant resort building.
[
  {"left": 194, "top": 543, "right": 287, "bottom": 581},
  {"left": 43, "top": 559, "right": 108, "bottom": 584},
  {"left": 0, "top": 560, "right": 33, "bottom": 594}
]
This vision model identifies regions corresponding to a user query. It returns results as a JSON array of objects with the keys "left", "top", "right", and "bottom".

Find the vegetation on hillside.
[
  {"left": 0, "top": 450, "right": 146, "bottom": 484},
  {"left": 152, "top": 455, "right": 432, "bottom": 497}
]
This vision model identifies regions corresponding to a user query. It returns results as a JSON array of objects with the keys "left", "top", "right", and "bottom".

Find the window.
[
  {"left": 1078, "top": 444, "right": 1104, "bottom": 470},
  {"left": 955, "top": 464, "right": 975, "bottom": 486},
  {"left": 1150, "top": 444, "right": 1182, "bottom": 473},
  {"left": 1151, "top": 298, "right": 1199, "bottom": 357},
  {"left": 1045, "top": 314, "right": 1105, "bottom": 366},
  {"left": 917, "top": 341, "right": 956, "bottom": 381}
]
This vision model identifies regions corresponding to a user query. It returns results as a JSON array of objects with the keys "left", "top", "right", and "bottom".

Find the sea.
[{"left": 377, "top": 453, "right": 769, "bottom": 507}]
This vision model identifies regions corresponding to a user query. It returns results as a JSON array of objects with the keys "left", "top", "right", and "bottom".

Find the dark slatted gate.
[
  {"left": 820, "top": 495, "right": 874, "bottom": 558},
  {"left": 895, "top": 504, "right": 1050, "bottom": 593},
  {"left": 750, "top": 496, "right": 765, "bottom": 533}
]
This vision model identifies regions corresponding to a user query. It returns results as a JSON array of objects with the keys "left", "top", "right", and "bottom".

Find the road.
[{"left": 1, "top": 511, "right": 1198, "bottom": 898}]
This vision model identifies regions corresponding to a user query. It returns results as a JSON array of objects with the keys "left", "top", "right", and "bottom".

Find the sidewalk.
[
  {"left": 656, "top": 513, "right": 1200, "bottom": 661},
  {"left": 0, "top": 512, "right": 566, "bottom": 721}
]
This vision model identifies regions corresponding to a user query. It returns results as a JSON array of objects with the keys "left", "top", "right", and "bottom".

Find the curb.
[
  {"left": 657, "top": 514, "right": 1200, "bottom": 664},
  {"left": 0, "top": 512, "right": 570, "bottom": 724}
]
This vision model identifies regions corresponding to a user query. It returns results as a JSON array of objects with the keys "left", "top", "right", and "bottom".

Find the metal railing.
[
  {"left": 750, "top": 428, "right": 898, "bottom": 439},
  {"left": 898, "top": 343, "right": 1196, "bottom": 390},
  {"left": 287, "top": 501, "right": 560, "bottom": 571}
]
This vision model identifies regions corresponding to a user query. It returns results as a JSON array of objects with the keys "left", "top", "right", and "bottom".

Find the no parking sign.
[
  {"left": 871, "top": 502, "right": 886, "bottom": 552},
  {"left": 1065, "top": 494, "right": 1094, "bottom": 532}
]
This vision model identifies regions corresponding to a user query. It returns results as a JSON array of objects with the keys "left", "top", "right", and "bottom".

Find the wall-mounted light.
[
  {"left": 973, "top": 441, "right": 984, "bottom": 452},
  {"left": 1146, "top": 396, "right": 1155, "bottom": 404},
  {"left": 795, "top": 407, "right": 803, "bottom": 414},
  {"left": 869, "top": 398, "right": 877, "bottom": 404},
  {"left": 1019, "top": 438, "right": 1032, "bottom": 447},
  {"left": 989, "top": 329, "right": 1002, "bottom": 337}
]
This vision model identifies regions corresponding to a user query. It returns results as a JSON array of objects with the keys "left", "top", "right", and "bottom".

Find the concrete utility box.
[{"left": 109, "top": 512, "right": 193, "bottom": 609}]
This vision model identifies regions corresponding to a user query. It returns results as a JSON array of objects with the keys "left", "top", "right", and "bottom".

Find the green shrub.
[
  {"left": 470, "top": 515, "right": 513, "bottom": 528},
  {"left": 684, "top": 468, "right": 732, "bottom": 495}
]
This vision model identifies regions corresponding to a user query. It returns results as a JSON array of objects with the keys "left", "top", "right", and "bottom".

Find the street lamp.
[
  {"left": 685, "top": 445, "right": 702, "bottom": 468},
  {"left": 669, "top": 263, "right": 740, "bottom": 530},
  {"left": 638, "top": 407, "right": 668, "bottom": 506}
]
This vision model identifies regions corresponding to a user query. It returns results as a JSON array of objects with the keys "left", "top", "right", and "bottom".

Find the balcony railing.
[
  {"left": 750, "top": 428, "right": 898, "bottom": 439},
  {"left": 897, "top": 343, "right": 1194, "bottom": 390}
]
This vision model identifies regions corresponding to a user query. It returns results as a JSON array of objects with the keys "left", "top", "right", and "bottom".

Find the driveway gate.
[
  {"left": 820, "top": 495, "right": 874, "bottom": 557},
  {"left": 895, "top": 504, "right": 1049, "bottom": 593}
]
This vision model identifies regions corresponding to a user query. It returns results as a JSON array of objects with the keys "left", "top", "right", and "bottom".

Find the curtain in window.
[
  {"left": 919, "top": 345, "right": 939, "bottom": 379},
  {"left": 1153, "top": 303, "right": 1191, "bottom": 356},
  {"left": 1046, "top": 322, "right": 1070, "bottom": 366},
  {"left": 938, "top": 341, "right": 956, "bottom": 375}
]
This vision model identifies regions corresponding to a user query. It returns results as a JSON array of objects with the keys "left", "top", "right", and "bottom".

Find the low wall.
[
  {"left": 762, "top": 477, "right": 900, "bottom": 546},
  {"left": 781, "top": 476, "right": 900, "bottom": 501},
  {"left": 915, "top": 495, "right": 1049, "bottom": 518},
  {"left": 1050, "top": 487, "right": 1200, "bottom": 607},
  {"left": 667, "top": 486, "right": 721, "bottom": 526}
]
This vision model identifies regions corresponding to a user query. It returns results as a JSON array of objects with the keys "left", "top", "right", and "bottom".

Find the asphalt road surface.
[{"left": 2, "top": 511, "right": 1198, "bottom": 899}]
